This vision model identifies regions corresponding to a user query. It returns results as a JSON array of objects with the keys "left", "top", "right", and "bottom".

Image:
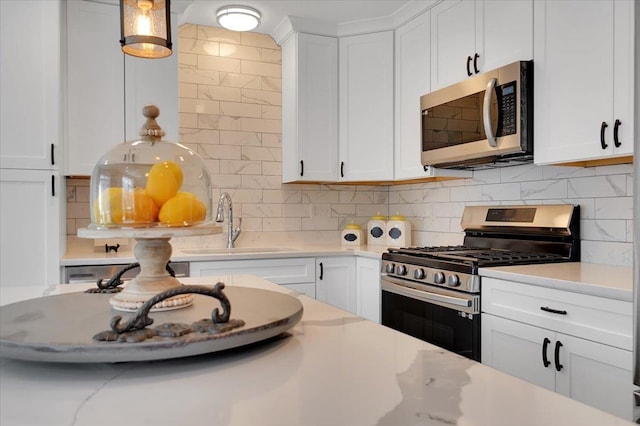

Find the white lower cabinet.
[
  {"left": 315, "top": 257, "right": 357, "bottom": 314},
  {"left": 189, "top": 258, "right": 316, "bottom": 298},
  {"left": 356, "top": 258, "right": 381, "bottom": 323},
  {"left": 0, "top": 169, "right": 62, "bottom": 288},
  {"left": 481, "top": 277, "right": 633, "bottom": 420}
]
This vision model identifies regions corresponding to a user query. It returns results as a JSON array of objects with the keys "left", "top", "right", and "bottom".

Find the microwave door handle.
[{"left": 483, "top": 77, "right": 498, "bottom": 147}]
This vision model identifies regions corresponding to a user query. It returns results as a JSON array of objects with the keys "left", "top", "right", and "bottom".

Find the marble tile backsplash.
[{"left": 65, "top": 24, "right": 634, "bottom": 267}]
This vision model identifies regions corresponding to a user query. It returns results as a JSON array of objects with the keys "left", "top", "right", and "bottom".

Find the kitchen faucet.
[{"left": 215, "top": 192, "right": 242, "bottom": 248}]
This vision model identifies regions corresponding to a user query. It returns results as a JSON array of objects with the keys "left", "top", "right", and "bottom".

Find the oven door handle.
[{"left": 382, "top": 278, "right": 472, "bottom": 308}]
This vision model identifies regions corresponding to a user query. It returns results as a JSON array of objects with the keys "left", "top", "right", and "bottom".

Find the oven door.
[{"left": 381, "top": 275, "right": 481, "bottom": 361}]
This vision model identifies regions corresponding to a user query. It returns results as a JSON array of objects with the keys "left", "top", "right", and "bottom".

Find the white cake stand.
[{"left": 77, "top": 225, "right": 222, "bottom": 312}]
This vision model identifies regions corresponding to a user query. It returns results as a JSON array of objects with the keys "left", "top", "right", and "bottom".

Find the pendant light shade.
[
  {"left": 216, "top": 5, "right": 261, "bottom": 32},
  {"left": 120, "top": 0, "right": 172, "bottom": 59}
]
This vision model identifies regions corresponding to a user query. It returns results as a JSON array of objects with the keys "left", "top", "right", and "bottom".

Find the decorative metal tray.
[{"left": 0, "top": 285, "right": 303, "bottom": 363}]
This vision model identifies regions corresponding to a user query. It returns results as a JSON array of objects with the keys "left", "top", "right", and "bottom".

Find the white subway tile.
[
  {"left": 500, "top": 164, "right": 542, "bottom": 182},
  {"left": 542, "top": 165, "right": 595, "bottom": 180},
  {"left": 219, "top": 160, "right": 262, "bottom": 175},
  {"left": 219, "top": 72, "right": 262, "bottom": 89},
  {"left": 480, "top": 183, "right": 520, "bottom": 201},
  {"left": 567, "top": 175, "right": 627, "bottom": 198},
  {"left": 580, "top": 219, "right": 627, "bottom": 241},
  {"left": 580, "top": 240, "right": 632, "bottom": 266},
  {"left": 283, "top": 204, "right": 311, "bottom": 218},
  {"left": 520, "top": 179, "right": 567, "bottom": 199},
  {"left": 243, "top": 203, "right": 282, "bottom": 218},
  {"left": 595, "top": 197, "right": 633, "bottom": 219}
]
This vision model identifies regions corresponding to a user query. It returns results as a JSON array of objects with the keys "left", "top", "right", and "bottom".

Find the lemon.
[
  {"left": 93, "top": 187, "right": 158, "bottom": 225},
  {"left": 146, "top": 161, "right": 182, "bottom": 207},
  {"left": 159, "top": 192, "right": 206, "bottom": 226}
]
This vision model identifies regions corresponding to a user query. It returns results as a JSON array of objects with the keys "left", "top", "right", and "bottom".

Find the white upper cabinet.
[
  {"left": 0, "top": 0, "right": 61, "bottom": 170},
  {"left": 430, "top": 0, "right": 533, "bottom": 91},
  {"left": 339, "top": 31, "right": 394, "bottom": 182},
  {"left": 394, "top": 11, "right": 471, "bottom": 182},
  {"left": 65, "top": 0, "right": 124, "bottom": 176},
  {"left": 282, "top": 33, "right": 338, "bottom": 183},
  {"left": 394, "top": 11, "right": 431, "bottom": 181},
  {"left": 65, "top": 0, "right": 179, "bottom": 176},
  {"left": 533, "top": 0, "right": 634, "bottom": 165}
]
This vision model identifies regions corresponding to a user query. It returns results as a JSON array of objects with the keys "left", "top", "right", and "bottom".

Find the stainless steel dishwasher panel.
[{"left": 63, "top": 262, "right": 190, "bottom": 284}]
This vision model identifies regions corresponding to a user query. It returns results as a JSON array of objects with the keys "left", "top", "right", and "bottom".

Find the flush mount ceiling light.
[
  {"left": 120, "top": 0, "right": 172, "bottom": 59},
  {"left": 216, "top": 5, "right": 261, "bottom": 32}
]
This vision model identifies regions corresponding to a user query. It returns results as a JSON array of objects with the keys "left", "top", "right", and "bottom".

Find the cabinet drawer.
[
  {"left": 481, "top": 277, "right": 632, "bottom": 350},
  {"left": 190, "top": 258, "right": 316, "bottom": 285}
]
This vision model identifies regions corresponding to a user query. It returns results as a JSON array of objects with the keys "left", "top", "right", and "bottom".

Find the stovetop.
[{"left": 386, "top": 246, "right": 569, "bottom": 267}]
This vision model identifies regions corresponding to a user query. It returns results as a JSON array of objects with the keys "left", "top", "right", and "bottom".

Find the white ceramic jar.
[
  {"left": 386, "top": 214, "right": 411, "bottom": 247},
  {"left": 342, "top": 223, "right": 364, "bottom": 246},
  {"left": 367, "top": 214, "right": 387, "bottom": 245}
]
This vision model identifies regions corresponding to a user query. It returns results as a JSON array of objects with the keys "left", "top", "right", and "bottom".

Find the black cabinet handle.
[
  {"left": 540, "top": 306, "right": 567, "bottom": 315},
  {"left": 466, "top": 55, "right": 472, "bottom": 76},
  {"left": 542, "top": 337, "right": 551, "bottom": 368},
  {"left": 554, "top": 340, "right": 564, "bottom": 372},
  {"left": 473, "top": 53, "right": 479, "bottom": 74},
  {"left": 51, "top": 175, "right": 55, "bottom": 197},
  {"left": 50, "top": 143, "right": 55, "bottom": 166},
  {"left": 340, "top": 161, "right": 344, "bottom": 178},
  {"left": 319, "top": 262, "right": 324, "bottom": 280},
  {"left": 300, "top": 160, "right": 304, "bottom": 177},
  {"left": 613, "top": 119, "right": 621, "bottom": 147},
  {"left": 600, "top": 121, "right": 608, "bottom": 149}
]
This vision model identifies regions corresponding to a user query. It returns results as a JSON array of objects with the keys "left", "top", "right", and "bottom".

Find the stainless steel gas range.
[{"left": 381, "top": 204, "right": 580, "bottom": 362}]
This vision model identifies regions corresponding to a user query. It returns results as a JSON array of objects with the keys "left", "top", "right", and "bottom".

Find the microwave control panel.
[{"left": 498, "top": 81, "right": 517, "bottom": 136}]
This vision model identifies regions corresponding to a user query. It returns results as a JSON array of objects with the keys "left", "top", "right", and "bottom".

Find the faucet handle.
[{"left": 232, "top": 217, "right": 242, "bottom": 243}]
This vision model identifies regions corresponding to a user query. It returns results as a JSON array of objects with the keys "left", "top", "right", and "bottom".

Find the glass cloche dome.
[{"left": 89, "top": 105, "right": 212, "bottom": 229}]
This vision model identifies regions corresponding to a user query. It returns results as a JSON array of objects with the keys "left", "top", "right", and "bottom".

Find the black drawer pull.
[
  {"left": 540, "top": 306, "right": 567, "bottom": 315},
  {"left": 613, "top": 119, "right": 621, "bottom": 147},
  {"left": 542, "top": 337, "right": 551, "bottom": 368},
  {"left": 340, "top": 161, "right": 344, "bottom": 178},
  {"left": 554, "top": 340, "right": 564, "bottom": 372},
  {"left": 50, "top": 143, "right": 55, "bottom": 166},
  {"left": 300, "top": 160, "right": 304, "bottom": 176},
  {"left": 319, "top": 262, "right": 324, "bottom": 280},
  {"left": 466, "top": 55, "right": 472, "bottom": 76},
  {"left": 600, "top": 121, "right": 608, "bottom": 149},
  {"left": 51, "top": 175, "right": 55, "bottom": 197},
  {"left": 473, "top": 53, "right": 479, "bottom": 74}
]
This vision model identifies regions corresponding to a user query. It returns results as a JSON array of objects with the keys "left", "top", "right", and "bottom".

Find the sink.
[{"left": 180, "top": 247, "right": 297, "bottom": 255}]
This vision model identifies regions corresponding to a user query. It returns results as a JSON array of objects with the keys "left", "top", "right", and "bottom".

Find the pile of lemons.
[{"left": 93, "top": 161, "right": 206, "bottom": 226}]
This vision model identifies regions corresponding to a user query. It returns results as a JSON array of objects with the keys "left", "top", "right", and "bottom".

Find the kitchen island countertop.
[{"left": 0, "top": 275, "right": 634, "bottom": 425}]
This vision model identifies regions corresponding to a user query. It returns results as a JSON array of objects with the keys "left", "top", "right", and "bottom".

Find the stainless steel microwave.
[{"left": 420, "top": 60, "right": 533, "bottom": 169}]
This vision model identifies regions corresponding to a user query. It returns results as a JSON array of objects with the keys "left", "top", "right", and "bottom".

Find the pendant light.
[
  {"left": 216, "top": 5, "right": 261, "bottom": 32},
  {"left": 120, "top": 0, "right": 172, "bottom": 59}
]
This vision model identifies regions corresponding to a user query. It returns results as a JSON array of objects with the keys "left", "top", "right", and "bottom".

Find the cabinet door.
[
  {"left": 482, "top": 314, "right": 556, "bottom": 390},
  {"left": 0, "top": 0, "right": 60, "bottom": 170},
  {"left": 124, "top": 13, "right": 179, "bottom": 142},
  {"left": 533, "top": 0, "right": 634, "bottom": 165},
  {"left": 0, "top": 169, "right": 61, "bottom": 287},
  {"left": 316, "top": 257, "right": 356, "bottom": 314},
  {"left": 394, "top": 11, "right": 431, "bottom": 180},
  {"left": 481, "top": 0, "right": 533, "bottom": 72},
  {"left": 339, "top": 32, "right": 393, "bottom": 182},
  {"left": 430, "top": 0, "right": 476, "bottom": 90},
  {"left": 65, "top": 0, "right": 124, "bottom": 175},
  {"left": 355, "top": 257, "right": 381, "bottom": 323},
  {"left": 282, "top": 33, "right": 338, "bottom": 183},
  {"left": 555, "top": 333, "right": 633, "bottom": 420}
]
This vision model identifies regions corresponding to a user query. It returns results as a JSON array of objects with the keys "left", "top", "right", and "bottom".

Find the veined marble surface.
[
  {"left": 480, "top": 262, "right": 633, "bottom": 301},
  {"left": 0, "top": 275, "right": 634, "bottom": 425}
]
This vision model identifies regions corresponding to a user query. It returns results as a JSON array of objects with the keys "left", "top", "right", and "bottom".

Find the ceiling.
[{"left": 173, "top": 0, "right": 415, "bottom": 36}]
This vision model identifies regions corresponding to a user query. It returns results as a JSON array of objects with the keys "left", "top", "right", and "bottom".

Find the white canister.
[
  {"left": 367, "top": 214, "right": 387, "bottom": 245},
  {"left": 342, "top": 224, "right": 364, "bottom": 246},
  {"left": 386, "top": 214, "right": 411, "bottom": 247}
]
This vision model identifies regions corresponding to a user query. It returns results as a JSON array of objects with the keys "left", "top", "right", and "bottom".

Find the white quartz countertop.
[
  {"left": 480, "top": 262, "right": 633, "bottom": 301},
  {"left": 0, "top": 276, "right": 634, "bottom": 426},
  {"left": 61, "top": 242, "right": 385, "bottom": 266}
]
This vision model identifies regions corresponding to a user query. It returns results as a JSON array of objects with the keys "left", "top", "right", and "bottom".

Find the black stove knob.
[
  {"left": 414, "top": 268, "right": 425, "bottom": 280},
  {"left": 447, "top": 274, "right": 461, "bottom": 287},
  {"left": 397, "top": 265, "right": 407, "bottom": 276},
  {"left": 385, "top": 263, "right": 395, "bottom": 274},
  {"left": 434, "top": 271, "right": 445, "bottom": 284}
]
